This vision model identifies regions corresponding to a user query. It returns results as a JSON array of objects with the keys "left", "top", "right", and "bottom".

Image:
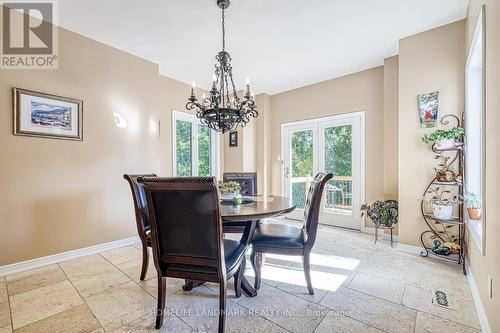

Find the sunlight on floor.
[
  {"left": 243, "top": 253, "right": 360, "bottom": 292},
  {"left": 264, "top": 252, "right": 360, "bottom": 271}
]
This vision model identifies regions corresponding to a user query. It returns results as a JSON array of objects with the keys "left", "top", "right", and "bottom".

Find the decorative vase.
[
  {"left": 436, "top": 170, "right": 457, "bottom": 182},
  {"left": 435, "top": 139, "right": 456, "bottom": 150},
  {"left": 467, "top": 208, "right": 482, "bottom": 220},
  {"left": 220, "top": 191, "right": 239, "bottom": 200},
  {"left": 432, "top": 204, "right": 453, "bottom": 220}
]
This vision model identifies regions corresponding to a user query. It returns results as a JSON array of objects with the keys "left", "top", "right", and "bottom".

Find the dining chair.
[
  {"left": 138, "top": 176, "right": 247, "bottom": 331},
  {"left": 250, "top": 172, "right": 333, "bottom": 295},
  {"left": 222, "top": 172, "right": 257, "bottom": 234},
  {"left": 123, "top": 173, "right": 156, "bottom": 281}
]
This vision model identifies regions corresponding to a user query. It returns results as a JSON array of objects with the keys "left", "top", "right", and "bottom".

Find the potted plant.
[
  {"left": 421, "top": 127, "right": 465, "bottom": 150},
  {"left": 361, "top": 200, "right": 398, "bottom": 228},
  {"left": 423, "top": 187, "right": 461, "bottom": 220},
  {"left": 434, "top": 154, "right": 457, "bottom": 182},
  {"left": 464, "top": 191, "right": 482, "bottom": 220},
  {"left": 218, "top": 180, "right": 241, "bottom": 200}
]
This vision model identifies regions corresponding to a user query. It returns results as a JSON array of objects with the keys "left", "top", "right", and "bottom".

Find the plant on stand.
[
  {"left": 434, "top": 154, "right": 460, "bottom": 183},
  {"left": 361, "top": 200, "right": 398, "bottom": 246},
  {"left": 421, "top": 127, "right": 464, "bottom": 150},
  {"left": 464, "top": 191, "right": 482, "bottom": 220},
  {"left": 422, "top": 187, "right": 461, "bottom": 220}
]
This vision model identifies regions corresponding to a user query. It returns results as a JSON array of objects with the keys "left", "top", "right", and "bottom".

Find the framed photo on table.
[{"left": 13, "top": 88, "right": 83, "bottom": 140}]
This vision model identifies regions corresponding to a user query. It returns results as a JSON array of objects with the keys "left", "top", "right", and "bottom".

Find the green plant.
[
  {"left": 218, "top": 180, "right": 241, "bottom": 193},
  {"left": 421, "top": 127, "right": 464, "bottom": 144},
  {"left": 361, "top": 200, "right": 398, "bottom": 227},
  {"left": 464, "top": 191, "right": 481, "bottom": 209},
  {"left": 434, "top": 154, "right": 455, "bottom": 172}
]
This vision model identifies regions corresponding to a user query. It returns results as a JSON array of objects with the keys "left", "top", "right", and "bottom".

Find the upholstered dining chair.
[
  {"left": 123, "top": 173, "right": 156, "bottom": 281},
  {"left": 222, "top": 172, "right": 257, "bottom": 234},
  {"left": 138, "top": 176, "right": 247, "bottom": 331},
  {"left": 250, "top": 172, "right": 333, "bottom": 295}
]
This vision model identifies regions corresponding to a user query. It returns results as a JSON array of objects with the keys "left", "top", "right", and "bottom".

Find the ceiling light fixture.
[{"left": 186, "top": 0, "right": 258, "bottom": 133}]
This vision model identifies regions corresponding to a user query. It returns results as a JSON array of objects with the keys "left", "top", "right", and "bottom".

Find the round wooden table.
[{"left": 184, "top": 195, "right": 296, "bottom": 297}]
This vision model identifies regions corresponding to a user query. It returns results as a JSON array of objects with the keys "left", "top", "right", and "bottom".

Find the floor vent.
[{"left": 432, "top": 290, "right": 453, "bottom": 309}]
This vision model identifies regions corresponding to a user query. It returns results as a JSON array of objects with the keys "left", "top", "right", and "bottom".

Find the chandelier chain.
[{"left": 222, "top": 8, "right": 226, "bottom": 51}]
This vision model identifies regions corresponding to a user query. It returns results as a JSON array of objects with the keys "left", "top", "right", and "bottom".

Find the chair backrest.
[
  {"left": 123, "top": 173, "right": 157, "bottom": 239},
  {"left": 223, "top": 172, "right": 257, "bottom": 195},
  {"left": 138, "top": 176, "right": 226, "bottom": 278},
  {"left": 303, "top": 172, "right": 333, "bottom": 248}
]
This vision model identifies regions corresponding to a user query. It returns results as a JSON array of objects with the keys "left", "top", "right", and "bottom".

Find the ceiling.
[{"left": 57, "top": 0, "right": 469, "bottom": 95}]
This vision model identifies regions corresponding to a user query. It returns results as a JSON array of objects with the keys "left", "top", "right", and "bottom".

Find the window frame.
[
  {"left": 172, "top": 110, "right": 220, "bottom": 178},
  {"left": 465, "top": 5, "right": 486, "bottom": 255}
]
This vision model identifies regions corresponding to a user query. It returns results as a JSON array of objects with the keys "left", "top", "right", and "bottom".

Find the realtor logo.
[{"left": 1, "top": 1, "right": 58, "bottom": 69}]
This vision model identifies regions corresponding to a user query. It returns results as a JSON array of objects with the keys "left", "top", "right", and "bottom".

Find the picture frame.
[
  {"left": 229, "top": 130, "right": 238, "bottom": 147},
  {"left": 418, "top": 91, "right": 439, "bottom": 128},
  {"left": 13, "top": 88, "right": 83, "bottom": 140}
]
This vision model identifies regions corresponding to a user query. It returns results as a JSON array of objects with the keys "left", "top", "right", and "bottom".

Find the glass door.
[
  {"left": 282, "top": 112, "right": 363, "bottom": 229},
  {"left": 283, "top": 124, "right": 317, "bottom": 220},
  {"left": 173, "top": 111, "right": 219, "bottom": 177}
]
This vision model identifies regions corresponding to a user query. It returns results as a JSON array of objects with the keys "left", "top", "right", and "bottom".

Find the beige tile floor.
[{"left": 0, "top": 220, "right": 481, "bottom": 333}]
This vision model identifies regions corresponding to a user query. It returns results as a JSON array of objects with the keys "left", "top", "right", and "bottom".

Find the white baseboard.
[
  {"left": 395, "top": 243, "right": 422, "bottom": 255},
  {"left": 0, "top": 236, "right": 140, "bottom": 277},
  {"left": 465, "top": 260, "right": 492, "bottom": 333}
]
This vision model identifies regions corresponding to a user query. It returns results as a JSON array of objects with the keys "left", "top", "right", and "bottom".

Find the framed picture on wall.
[
  {"left": 229, "top": 131, "right": 238, "bottom": 147},
  {"left": 13, "top": 88, "right": 83, "bottom": 140},
  {"left": 418, "top": 91, "right": 439, "bottom": 128}
]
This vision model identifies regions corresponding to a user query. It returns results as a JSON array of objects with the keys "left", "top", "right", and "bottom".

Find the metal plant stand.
[
  {"left": 374, "top": 225, "right": 395, "bottom": 247},
  {"left": 420, "top": 115, "right": 466, "bottom": 275}
]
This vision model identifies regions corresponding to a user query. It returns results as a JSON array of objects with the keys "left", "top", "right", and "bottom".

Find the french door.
[
  {"left": 172, "top": 111, "right": 220, "bottom": 177},
  {"left": 282, "top": 112, "right": 364, "bottom": 230}
]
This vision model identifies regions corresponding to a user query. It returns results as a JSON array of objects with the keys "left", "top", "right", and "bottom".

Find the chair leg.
[
  {"left": 234, "top": 256, "right": 246, "bottom": 298},
  {"left": 140, "top": 241, "right": 149, "bottom": 281},
  {"left": 302, "top": 252, "right": 314, "bottom": 295},
  {"left": 218, "top": 280, "right": 227, "bottom": 333},
  {"left": 250, "top": 249, "right": 262, "bottom": 290},
  {"left": 155, "top": 275, "right": 166, "bottom": 329}
]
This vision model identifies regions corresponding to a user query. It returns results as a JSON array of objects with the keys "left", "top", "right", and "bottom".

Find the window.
[
  {"left": 172, "top": 111, "right": 220, "bottom": 177},
  {"left": 465, "top": 6, "right": 486, "bottom": 255}
]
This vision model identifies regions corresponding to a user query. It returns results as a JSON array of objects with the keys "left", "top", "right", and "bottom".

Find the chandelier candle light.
[{"left": 186, "top": 0, "right": 258, "bottom": 133}]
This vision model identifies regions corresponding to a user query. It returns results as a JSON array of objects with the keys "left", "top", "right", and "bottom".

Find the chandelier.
[{"left": 186, "top": 0, "right": 258, "bottom": 133}]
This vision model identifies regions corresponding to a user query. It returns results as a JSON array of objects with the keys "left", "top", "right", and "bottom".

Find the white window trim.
[
  {"left": 172, "top": 110, "right": 220, "bottom": 178},
  {"left": 465, "top": 5, "right": 486, "bottom": 255}
]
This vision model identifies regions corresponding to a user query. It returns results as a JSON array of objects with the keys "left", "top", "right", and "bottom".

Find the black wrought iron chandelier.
[{"left": 186, "top": 0, "right": 258, "bottom": 133}]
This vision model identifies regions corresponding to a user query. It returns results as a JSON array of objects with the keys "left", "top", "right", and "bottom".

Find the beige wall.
[
  {"left": 0, "top": 26, "right": 161, "bottom": 265},
  {"left": 255, "top": 94, "right": 272, "bottom": 195},
  {"left": 398, "top": 20, "right": 465, "bottom": 246},
  {"left": 465, "top": 1, "right": 500, "bottom": 332},
  {"left": 269, "top": 67, "right": 385, "bottom": 229},
  {"left": 383, "top": 56, "right": 399, "bottom": 200}
]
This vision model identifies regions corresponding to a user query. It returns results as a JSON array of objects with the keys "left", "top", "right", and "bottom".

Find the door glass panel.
[
  {"left": 176, "top": 120, "right": 192, "bottom": 176},
  {"left": 198, "top": 124, "right": 211, "bottom": 177},
  {"left": 290, "top": 129, "right": 314, "bottom": 209},
  {"left": 323, "top": 125, "right": 353, "bottom": 216}
]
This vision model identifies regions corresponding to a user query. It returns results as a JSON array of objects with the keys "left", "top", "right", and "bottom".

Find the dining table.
[{"left": 183, "top": 195, "right": 296, "bottom": 297}]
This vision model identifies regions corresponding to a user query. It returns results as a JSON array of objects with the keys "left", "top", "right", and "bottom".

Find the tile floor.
[{"left": 0, "top": 220, "right": 481, "bottom": 332}]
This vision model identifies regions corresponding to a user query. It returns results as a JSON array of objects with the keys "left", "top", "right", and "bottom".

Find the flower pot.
[
  {"left": 433, "top": 204, "right": 453, "bottom": 220},
  {"left": 220, "top": 191, "right": 239, "bottom": 200},
  {"left": 467, "top": 208, "right": 482, "bottom": 220},
  {"left": 436, "top": 170, "right": 457, "bottom": 182},
  {"left": 435, "top": 139, "right": 456, "bottom": 150}
]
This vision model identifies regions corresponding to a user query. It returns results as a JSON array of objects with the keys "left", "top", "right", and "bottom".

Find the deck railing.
[{"left": 291, "top": 175, "right": 352, "bottom": 210}]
